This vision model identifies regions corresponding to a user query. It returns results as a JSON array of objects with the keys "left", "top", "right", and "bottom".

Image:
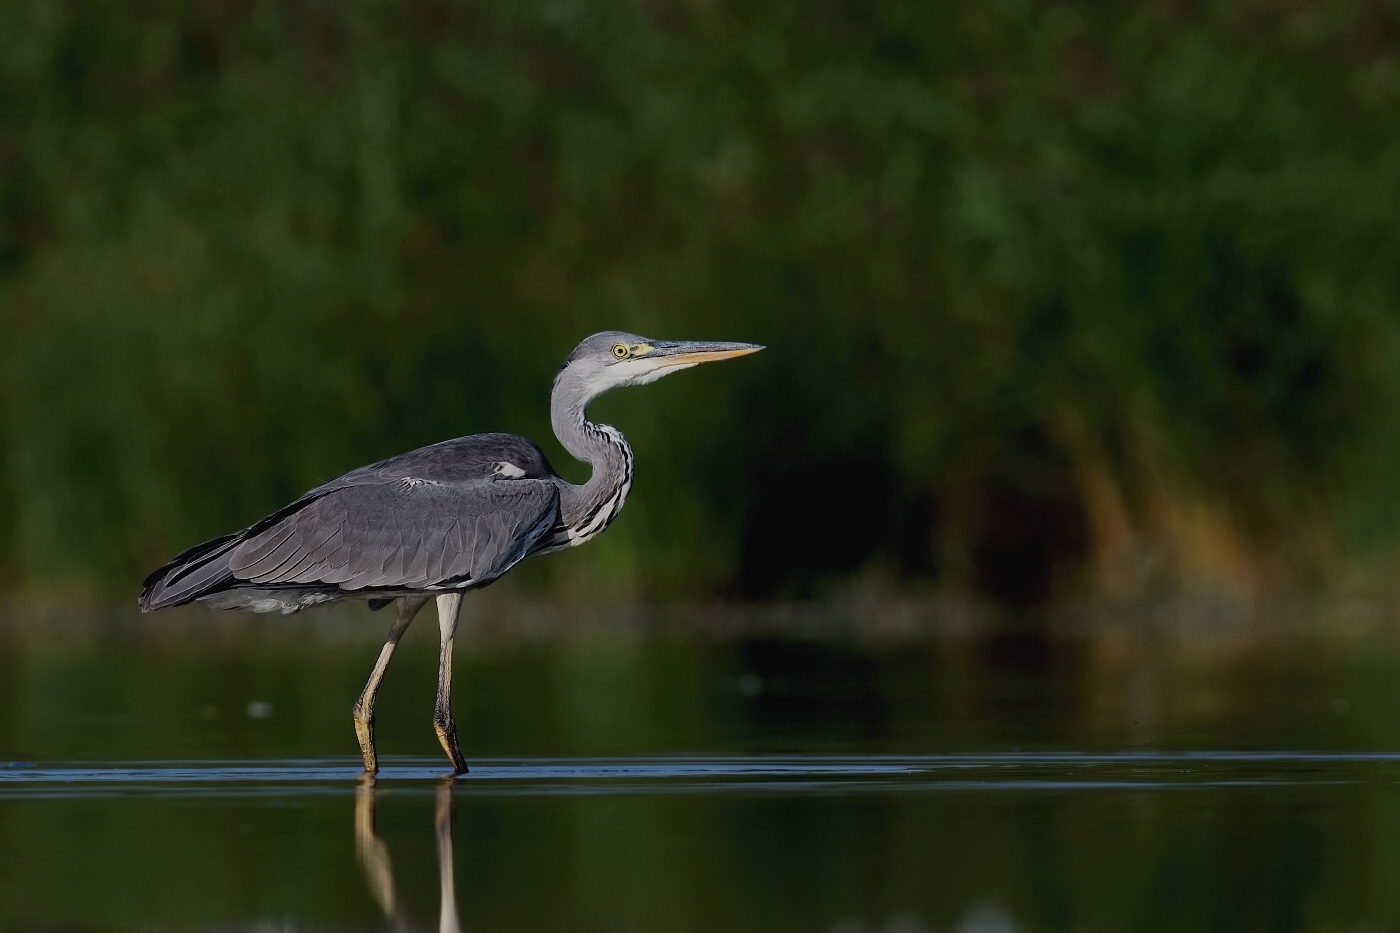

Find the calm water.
[{"left": 2, "top": 603, "right": 1400, "bottom": 931}]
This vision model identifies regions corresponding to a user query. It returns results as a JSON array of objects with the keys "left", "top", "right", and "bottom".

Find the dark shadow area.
[
  {"left": 965, "top": 427, "right": 1092, "bottom": 604},
  {"left": 733, "top": 446, "right": 909, "bottom": 599},
  {"left": 733, "top": 422, "right": 1091, "bottom": 604}
]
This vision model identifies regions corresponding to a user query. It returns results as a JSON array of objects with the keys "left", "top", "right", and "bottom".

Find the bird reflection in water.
[{"left": 355, "top": 777, "right": 460, "bottom": 933}]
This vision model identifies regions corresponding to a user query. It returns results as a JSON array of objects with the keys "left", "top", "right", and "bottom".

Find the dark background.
[{"left": 2, "top": 0, "right": 1399, "bottom": 607}]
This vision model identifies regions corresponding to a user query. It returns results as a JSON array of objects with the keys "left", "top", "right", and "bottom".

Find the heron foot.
[{"left": 432, "top": 714, "right": 470, "bottom": 774}]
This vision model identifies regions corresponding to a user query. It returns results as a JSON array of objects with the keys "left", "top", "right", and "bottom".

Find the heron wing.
[
  {"left": 138, "top": 432, "right": 564, "bottom": 610},
  {"left": 227, "top": 478, "right": 560, "bottom": 591}
]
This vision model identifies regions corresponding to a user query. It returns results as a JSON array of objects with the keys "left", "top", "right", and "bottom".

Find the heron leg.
[
  {"left": 432, "top": 592, "right": 469, "bottom": 774},
  {"left": 353, "top": 596, "right": 429, "bottom": 774}
]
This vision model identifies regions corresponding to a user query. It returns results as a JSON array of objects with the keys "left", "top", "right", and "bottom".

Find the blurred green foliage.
[{"left": 1, "top": 0, "right": 1399, "bottom": 601}]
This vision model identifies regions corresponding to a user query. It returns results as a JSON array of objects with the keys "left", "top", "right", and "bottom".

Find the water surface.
[{"left": 2, "top": 604, "right": 1398, "bottom": 931}]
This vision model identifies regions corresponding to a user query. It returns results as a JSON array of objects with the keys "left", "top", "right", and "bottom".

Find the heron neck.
[{"left": 550, "top": 371, "right": 635, "bottom": 536}]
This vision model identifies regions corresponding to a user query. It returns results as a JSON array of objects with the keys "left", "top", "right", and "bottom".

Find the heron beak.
[{"left": 648, "top": 341, "right": 765, "bottom": 369}]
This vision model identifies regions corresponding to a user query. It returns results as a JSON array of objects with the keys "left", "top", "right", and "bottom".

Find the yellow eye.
[{"left": 612, "top": 344, "right": 629, "bottom": 359}]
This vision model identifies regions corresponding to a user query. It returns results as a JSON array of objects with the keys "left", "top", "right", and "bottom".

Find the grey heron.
[{"left": 139, "top": 332, "right": 762, "bottom": 773}]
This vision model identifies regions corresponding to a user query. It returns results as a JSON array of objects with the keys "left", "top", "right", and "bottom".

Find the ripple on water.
[{"left": 0, "top": 752, "right": 1397, "bottom": 800}]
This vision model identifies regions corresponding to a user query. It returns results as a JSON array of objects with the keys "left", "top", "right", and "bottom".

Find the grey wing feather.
[
  {"left": 138, "top": 432, "right": 562, "bottom": 611},
  {"left": 229, "top": 478, "right": 560, "bottom": 591},
  {"left": 304, "top": 433, "right": 559, "bottom": 495}
]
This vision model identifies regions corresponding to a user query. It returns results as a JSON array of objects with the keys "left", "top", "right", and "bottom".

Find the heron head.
[{"left": 560, "top": 331, "right": 764, "bottom": 396}]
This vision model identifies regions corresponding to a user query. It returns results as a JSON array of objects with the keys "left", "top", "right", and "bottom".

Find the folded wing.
[
  {"left": 229, "top": 479, "right": 559, "bottom": 591},
  {"left": 139, "top": 433, "right": 563, "bottom": 611}
]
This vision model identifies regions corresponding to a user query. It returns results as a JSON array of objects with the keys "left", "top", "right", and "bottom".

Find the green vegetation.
[{"left": 1, "top": 1, "right": 1399, "bottom": 602}]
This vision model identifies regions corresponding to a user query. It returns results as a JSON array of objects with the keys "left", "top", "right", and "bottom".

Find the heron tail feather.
[{"left": 138, "top": 533, "right": 241, "bottom": 611}]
